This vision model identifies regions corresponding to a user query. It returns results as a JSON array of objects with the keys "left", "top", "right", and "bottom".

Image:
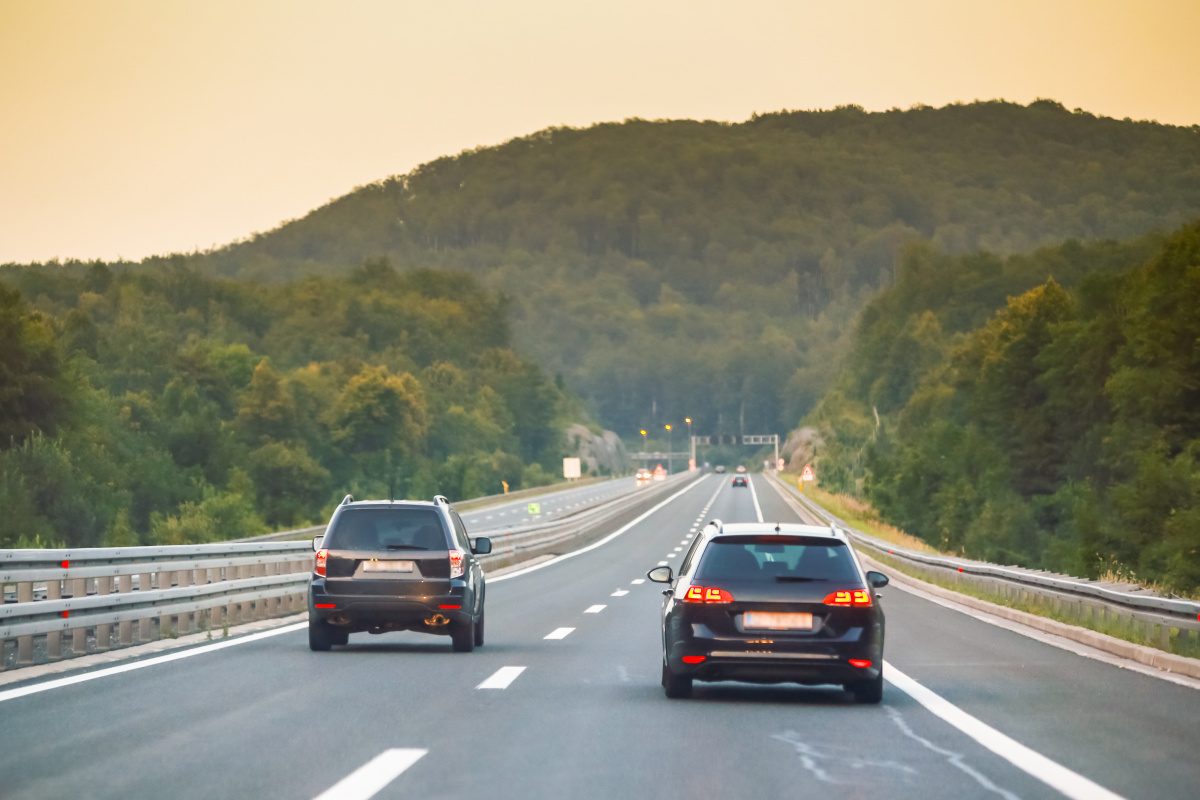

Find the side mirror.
[
  {"left": 647, "top": 566, "right": 673, "bottom": 583},
  {"left": 312, "top": 535, "right": 324, "bottom": 552},
  {"left": 472, "top": 537, "right": 492, "bottom": 556},
  {"left": 866, "top": 570, "right": 889, "bottom": 589}
]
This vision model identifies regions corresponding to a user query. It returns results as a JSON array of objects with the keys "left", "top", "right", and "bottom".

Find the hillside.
[
  {"left": 198, "top": 100, "right": 1200, "bottom": 435},
  {"left": 804, "top": 222, "right": 1200, "bottom": 592}
]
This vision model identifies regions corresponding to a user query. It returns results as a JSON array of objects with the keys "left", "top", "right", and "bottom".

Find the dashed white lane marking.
[
  {"left": 313, "top": 748, "right": 427, "bottom": 800},
  {"left": 611, "top": 589, "right": 629, "bottom": 597},
  {"left": 544, "top": 628, "right": 575, "bottom": 640},
  {"left": 0, "top": 622, "right": 307, "bottom": 704},
  {"left": 477, "top": 666, "right": 527, "bottom": 689},
  {"left": 657, "top": 561, "right": 668, "bottom": 566},
  {"left": 885, "top": 662, "right": 1125, "bottom": 800},
  {"left": 485, "top": 516, "right": 493, "bottom": 520},
  {"left": 631, "top": 579, "right": 645, "bottom": 585},
  {"left": 584, "top": 604, "right": 606, "bottom": 614},
  {"left": 673, "top": 548, "right": 682, "bottom": 553},
  {"left": 665, "top": 553, "right": 676, "bottom": 559}
]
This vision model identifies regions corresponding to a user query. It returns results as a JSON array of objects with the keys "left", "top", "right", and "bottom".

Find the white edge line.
[
  {"left": 489, "top": 475, "right": 708, "bottom": 583},
  {"left": 747, "top": 475, "right": 764, "bottom": 522},
  {"left": 0, "top": 622, "right": 307, "bottom": 704},
  {"left": 884, "top": 662, "right": 1126, "bottom": 800},
  {"left": 312, "top": 748, "right": 427, "bottom": 800},
  {"left": 477, "top": 665, "right": 526, "bottom": 689}
]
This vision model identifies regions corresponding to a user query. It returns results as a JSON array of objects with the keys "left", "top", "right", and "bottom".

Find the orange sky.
[{"left": 2, "top": 0, "right": 1198, "bottom": 264}]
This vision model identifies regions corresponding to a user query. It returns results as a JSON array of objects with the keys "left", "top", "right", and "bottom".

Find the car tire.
[
  {"left": 451, "top": 618, "right": 476, "bottom": 652},
  {"left": 661, "top": 659, "right": 692, "bottom": 699},
  {"left": 847, "top": 673, "right": 883, "bottom": 704},
  {"left": 309, "top": 618, "right": 335, "bottom": 652},
  {"left": 473, "top": 609, "right": 485, "bottom": 647}
]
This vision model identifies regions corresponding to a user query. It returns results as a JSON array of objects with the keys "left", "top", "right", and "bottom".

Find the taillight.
[
  {"left": 314, "top": 549, "right": 328, "bottom": 577},
  {"left": 682, "top": 585, "right": 734, "bottom": 604},
  {"left": 849, "top": 659, "right": 873, "bottom": 669},
  {"left": 449, "top": 550, "right": 465, "bottom": 579},
  {"left": 823, "top": 589, "right": 872, "bottom": 607},
  {"left": 681, "top": 655, "right": 707, "bottom": 664}
]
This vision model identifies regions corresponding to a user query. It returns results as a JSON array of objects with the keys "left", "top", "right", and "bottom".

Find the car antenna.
[{"left": 774, "top": 523, "right": 781, "bottom": 533}]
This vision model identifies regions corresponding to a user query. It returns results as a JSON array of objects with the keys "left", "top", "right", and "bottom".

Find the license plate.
[
  {"left": 361, "top": 560, "right": 414, "bottom": 573},
  {"left": 744, "top": 611, "right": 813, "bottom": 630}
]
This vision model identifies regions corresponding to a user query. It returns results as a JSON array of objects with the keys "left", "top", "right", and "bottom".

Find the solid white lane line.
[
  {"left": 0, "top": 622, "right": 307, "bottom": 705},
  {"left": 544, "top": 628, "right": 575, "bottom": 640},
  {"left": 477, "top": 666, "right": 526, "bottom": 689},
  {"left": 747, "top": 475, "right": 764, "bottom": 522},
  {"left": 313, "top": 748, "right": 427, "bottom": 800},
  {"left": 611, "top": 589, "right": 629, "bottom": 597},
  {"left": 489, "top": 475, "right": 708, "bottom": 583},
  {"left": 884, "top": 662, "right": 1125, "bottom": 800},
  {"left": 631, "top": 579, "right": 645, "bottom": 585},
  {"left": 584, "top": 604, "right": 606, "bottom": 614}
]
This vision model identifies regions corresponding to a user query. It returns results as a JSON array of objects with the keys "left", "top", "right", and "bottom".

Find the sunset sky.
[{"left": 2, "top": 0, "right": 1198, "bottom": 264}]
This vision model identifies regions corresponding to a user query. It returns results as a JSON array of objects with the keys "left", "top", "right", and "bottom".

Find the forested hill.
[
  {"left": 7, "top": 101, "right": 1200, "bottom": 440},
  {"left": 190, "top": 100, "right": 1200, "bottom": 434},
  {"left": 806, "top": 222, "right": 1200, "bottom": 593}
]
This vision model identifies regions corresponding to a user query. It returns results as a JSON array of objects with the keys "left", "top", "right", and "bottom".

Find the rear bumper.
[
  {"left": 665, "top": 624, "right": 883, "bottom": 685},
  {"left": 308, "top": 581, "right": 475, "bottom": 629}
]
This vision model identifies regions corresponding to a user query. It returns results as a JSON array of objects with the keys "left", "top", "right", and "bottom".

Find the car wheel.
[
  {"left": 847, "top": 673, "right": 883, "bottom": 704},
  {"left": 451, "top": 618, "right": 476, "bottom": 652},
  {"left": 473, "top": 608, "right": 485, "bottom": 647},
  {"left": 308, "top": 618, "right": 335, "bottom": 652},
  {"left": 661, "top": 659, "right": 692, "bottom": 699}
]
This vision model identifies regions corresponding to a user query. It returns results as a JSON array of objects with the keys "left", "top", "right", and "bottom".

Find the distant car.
[
  {"left": 647, "top": 521, "right": 888, "bottom": 702},
  {"left": 635, "top": 468, "right": 652, "bottom": 481},
  {"left": 308, "top": 494, "right": 491, "bottom": 652},
  {"left": 735, "top": 465, "right": 747, "bottom": 474},
  {"left": 714, "top": 465, "right": 727, "bottom": 474},
  {"left": 731, "top": 476, "right": 748, "bottom": 488}
]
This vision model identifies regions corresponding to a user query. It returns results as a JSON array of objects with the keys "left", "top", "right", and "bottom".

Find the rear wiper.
[
  {"left": 775, "top": 575, "right": 819, "bottom": 582},
  {"left": 384, "top": 544, "right": 424, "bottom": 550}
]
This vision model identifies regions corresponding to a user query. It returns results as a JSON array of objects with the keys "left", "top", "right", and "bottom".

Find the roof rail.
[
  {"left": 341, "top": 494, "right": 354, "bottom": 506},
  {"left": 432, "top": 494, "right": 449, "bottom": 506}
]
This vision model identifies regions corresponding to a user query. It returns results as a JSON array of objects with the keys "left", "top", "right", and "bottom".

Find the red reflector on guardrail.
[
  {"left": 60, "top": 611, "right": 70, "bottom": 618},
  {"left": 61, "top": 560, "right": 70, "bottom": 569}
]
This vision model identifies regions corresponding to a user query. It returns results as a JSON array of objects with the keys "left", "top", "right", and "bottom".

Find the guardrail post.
[
  {"left": 16, "top": 581, "right": 34, "bottom": 665},
  {"left": 95, "top": 577, "right": 113, "bottom": 650},
  {"left": 117, "top": 575, "right": 134, "bottom": 645},
  {"left": 70, "top": 577, "right": 86, "bottom": 654},
  {"left": 46, "top": 579, "right": 63, "bottom": 660}
]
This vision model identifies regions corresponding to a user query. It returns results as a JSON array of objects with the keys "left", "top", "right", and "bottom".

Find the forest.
[
  {"left": 808, "top": 223, "right": 1200, "bottom": 593},
  {"left": 3, "top": 100, "right": 1199, "bottom": 585},
  {"left": 0, "top": 261, "right": 571, "bottom": 548}
]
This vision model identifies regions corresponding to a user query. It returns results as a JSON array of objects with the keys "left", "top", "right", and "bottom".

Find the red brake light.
[
  {"left": 448, "top": 550, "right": 465, "bottom": 579},
  {"left": 438, "top": 604, "right": 462, "bottom": 610},
  {"left": 681, "top": 655, "right": 707, "bottom": 664},
  {"left": 314, "top": 549, "right": 328, "bottom": 577},
  {"left": 849, "top": 658, "right": 872, "bottom": 669},
  {"left": 314, "top": 603, "right": 337, "bottom": 609},
  {"left": 683, "top": 585, "right": 734, "bottom": 604},
  {"left": 822, "top": 589, "right": 872, "bottom": 607}
]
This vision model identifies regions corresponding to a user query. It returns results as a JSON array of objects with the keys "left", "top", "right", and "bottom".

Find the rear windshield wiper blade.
[
  {"left": 774, "top": 575, "right": 820, "bottom": 582},
  {"left": 384, "top": 544, "right": 425, "bottom": 550}
]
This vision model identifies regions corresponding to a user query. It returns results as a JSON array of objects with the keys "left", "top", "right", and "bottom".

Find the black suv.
[{"left": 308, "top": 494, "right": 491, "bottom": 652}]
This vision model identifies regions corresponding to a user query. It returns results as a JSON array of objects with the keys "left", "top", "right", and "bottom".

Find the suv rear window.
[
  {"left": 695, "top": 536, "right": 859, "bottom": 582},
  {"left": 324, "top": 508, "right": 447, "bottom": 552}
]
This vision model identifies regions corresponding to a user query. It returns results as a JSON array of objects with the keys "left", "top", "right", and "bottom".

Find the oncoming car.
[
  {"left": 308, "top": 494, "right": 491, "bottom": 652},
  {"left": 731, "top": 476, "right": 748, "bottom": 488},
  {"left": 648, "top": 521, "right": 888, "bottom": 701},
  {"left": 635, "top": 468, "right": 652, "bottom": 482}
]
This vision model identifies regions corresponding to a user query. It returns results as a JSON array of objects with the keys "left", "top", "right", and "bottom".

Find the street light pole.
[
  {"left": 684, "top": 416, "right": 694, "bottom": 471},
  {"left": 639, "top": 429, "right": 647, "bottom": 468},
  {"left": 664, "top": 423, "right": 673, "bottom": 474}
]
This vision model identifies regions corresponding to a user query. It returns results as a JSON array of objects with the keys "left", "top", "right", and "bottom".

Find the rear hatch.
[
  {"left": 687, "top": 535, "right": 872, "bottom": 639},
  {"left": 323, "top": 507, "right": 451, "bottom": 598}
]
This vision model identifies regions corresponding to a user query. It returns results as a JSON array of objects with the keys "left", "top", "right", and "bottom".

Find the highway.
[{"left": 1, "top": 473, "right": 1196, "bottom": 799}]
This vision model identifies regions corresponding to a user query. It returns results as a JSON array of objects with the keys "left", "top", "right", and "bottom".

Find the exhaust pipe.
[{"left": 424, "top": 613, "right": 451, "bottom": 628}]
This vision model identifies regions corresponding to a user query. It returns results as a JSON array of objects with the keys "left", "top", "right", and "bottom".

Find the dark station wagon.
[
  {"left": 308, "top": 495, "right": 491, "bottom": 652},
  {"left": 649, "top": 521, "right": 888, "bottom": 701}
]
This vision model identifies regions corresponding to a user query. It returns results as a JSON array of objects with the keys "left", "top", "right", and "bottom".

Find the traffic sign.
[{"left": 801, "top": 464, "right": 816, "bottom": 482}]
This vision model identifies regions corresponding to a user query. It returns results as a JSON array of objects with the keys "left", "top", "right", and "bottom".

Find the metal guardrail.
[
  {"left": 1, "top": 474, "right": 693, "bottom": 671},
  {"left": 765, "top": 473, "right": 1200, "bottom": 652}
]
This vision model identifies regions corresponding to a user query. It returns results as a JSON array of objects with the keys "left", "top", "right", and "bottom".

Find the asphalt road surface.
[
  {"left": 1, "top": 474, "right": 1196, "bottom": 799},
  {"left": 460, "top": 476, "right": 639, "bottom": 531}
]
